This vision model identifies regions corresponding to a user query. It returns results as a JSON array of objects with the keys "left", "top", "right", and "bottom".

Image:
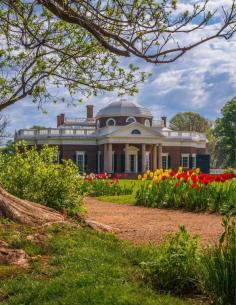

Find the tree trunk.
[{"left": 0, "top": 186, "right": 65, "bottom": 225}]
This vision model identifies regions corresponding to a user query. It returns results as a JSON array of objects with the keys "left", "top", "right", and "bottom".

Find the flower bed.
[
  {"left": 81, "top": 173, "right": 133, "bottom": 196},
  {"left": 136, "top": 168, "right": 236, "bottom": 213}
]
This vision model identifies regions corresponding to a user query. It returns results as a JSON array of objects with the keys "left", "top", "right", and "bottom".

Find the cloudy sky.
[{"left": 2, "top": 0, "right": 236, "bottom": 138}]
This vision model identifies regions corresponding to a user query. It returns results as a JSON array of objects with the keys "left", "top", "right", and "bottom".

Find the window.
[
  {"left": 131, "top": 129, "right": 141, "bottom": 135},
  {"left": 56, "top": 151, "right": 60, "bottom": 164},
  {"left": 76, "top": 151, "right": 85, "bottom": 172},
  {"left": 126, "top": 116, "right": 136, "bottom": 124},
  {"left": 192, "top": 154, "right": 196, "bottom": 169},
  {"left": 106, "top": 118, "right": 116, "bottom": 126},
  {"left": 162, "top": 154, "right": 169, "bottom": 170},
  {"left": 145, "top": 152, "right": 150, "bottom": 171},
  {"left": 144, "top": 119, "right": 150, "bottom": 127},
  {"left": 181, "top": 154, "right": 190, "bottom": 169}
]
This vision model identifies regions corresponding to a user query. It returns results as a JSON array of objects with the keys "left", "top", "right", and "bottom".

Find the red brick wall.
[
  {"left": 33, "top": 143, "right": 207, "bottom": 173},
  {"left": 60, "top": 145, "right": 98, "bottom": 173},
  {"left": 162, "top": 146, "right": 206, "bottom": 171}
]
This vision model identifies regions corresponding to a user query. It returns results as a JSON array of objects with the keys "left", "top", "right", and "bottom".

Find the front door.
[{"left": 129, "top": 154, "right": 136, "bottom": 173}]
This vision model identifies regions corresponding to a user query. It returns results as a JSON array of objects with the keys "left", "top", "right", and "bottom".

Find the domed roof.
[{"left": 96, "top": 99, "right": 152, "bottom": 118}]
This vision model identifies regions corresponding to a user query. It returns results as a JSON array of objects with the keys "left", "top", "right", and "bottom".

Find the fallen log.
[{"left": 0, "top": 185, "right": 65, "bottom": 225}]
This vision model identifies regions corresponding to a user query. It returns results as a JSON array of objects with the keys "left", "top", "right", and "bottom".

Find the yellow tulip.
[
  {"left": 153, "top": 176, "right": 159, "bottom": 182},
  {"left": 138, "top": 174, "right": 142, "bottom": 180}
]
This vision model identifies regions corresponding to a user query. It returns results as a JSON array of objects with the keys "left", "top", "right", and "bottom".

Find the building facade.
[{"left": 15, "top": 100, "right": 210, "bottom": 174}]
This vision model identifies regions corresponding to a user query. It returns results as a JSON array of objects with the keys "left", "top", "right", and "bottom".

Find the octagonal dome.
[{"left": 96, "top": 99, "right": 153, "bottom": 119}]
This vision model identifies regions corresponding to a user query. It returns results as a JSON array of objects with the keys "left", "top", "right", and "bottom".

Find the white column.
[
  {"left": 107, "top": 143, "right": 113, "bottom": 173},
  {"left": 125, "top": 143, "right": 129, "bottom": 173},
  {"left": 153, "top": 145, "right": 157, "bottom": 171},
  {"left": 103, "top": 144, "right": 107, "bottom": 172},
  {"left": 158, "top": 143, "right": 162, "bottom": 169},
  {"left": 142, "top": 143, "right": 146, "bottom": 173}
]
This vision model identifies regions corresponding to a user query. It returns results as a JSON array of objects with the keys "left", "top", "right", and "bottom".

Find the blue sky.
[{"left": 2, "top": 0, "right": 236, "bottom": 137}]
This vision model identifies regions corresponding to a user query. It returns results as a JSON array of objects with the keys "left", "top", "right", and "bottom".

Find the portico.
[{"left": 103, "top": 142, "right": 163, "bottom": 174}]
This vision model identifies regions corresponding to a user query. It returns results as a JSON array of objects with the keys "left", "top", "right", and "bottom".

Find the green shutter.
[
  {"left": 189, "top": 156, "right": 193, "bottom": 169},
  {"left": 85, "top": 154, "right": 88, "bottom": 172},
  {"left": 120, "top": 154, "right": 125, "bottom": 173},
  {"left": 168, "top": 155, "right": 171, "bottom": 169}
]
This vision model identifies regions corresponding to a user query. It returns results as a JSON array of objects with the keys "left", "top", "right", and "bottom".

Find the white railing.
[
  {"left": 162, "top": 130, "right": 206, "bottom": 140},
  {"left": 64, "top": 117, "right": 95, "bottom": 123},
  {"left": 16, "top": 128, "right": 96, "bottom": 138}
]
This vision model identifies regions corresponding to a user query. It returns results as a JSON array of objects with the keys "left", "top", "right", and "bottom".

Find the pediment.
[{"left": 105, "top": 122, "right": 164, "bottom": 138}]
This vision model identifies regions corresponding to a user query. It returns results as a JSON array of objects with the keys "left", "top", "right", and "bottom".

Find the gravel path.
[{"left": 85, "top": 197, "right": 223, "bottom": 245}]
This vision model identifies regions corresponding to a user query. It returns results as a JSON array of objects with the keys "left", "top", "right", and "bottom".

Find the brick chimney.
[
  {"left": 57, "top": 113, "right": 65, "bottom": 127},
  {"left": 86, "top": 105, "right": 94, "bottom": 120},
  {"left": 161, "top": 116, "right": 167, "bottom": 127}
]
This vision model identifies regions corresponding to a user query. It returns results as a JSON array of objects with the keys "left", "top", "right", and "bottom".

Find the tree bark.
[{"left": 0, "top": 186, "right": 65, "bottom": 225}]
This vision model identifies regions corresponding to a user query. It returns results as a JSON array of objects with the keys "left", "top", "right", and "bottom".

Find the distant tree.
[
  {"left": 213, "top": 98, "right": 236, "bottom": 168},
  {"left": 0, "top": 140, "right": 15, "bottom": 155},
  {"left": 169, "top": 112, "right": 211, "bottom": 133},
  {"left": 31, "top": 125, "right": 46, "bottom": 130}
]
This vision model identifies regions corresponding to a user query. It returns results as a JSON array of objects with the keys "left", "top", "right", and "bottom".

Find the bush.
[
  {"left": 141, "top": 226, "right": 201, "bottom": 295},
  {"left": 200, "top": 217, "right": 236, "bottom": 305},
  {"left": 0, "top": 142, "right": 83, "bottom": 215}
]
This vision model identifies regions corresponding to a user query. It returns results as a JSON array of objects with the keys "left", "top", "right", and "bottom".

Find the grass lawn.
[
  {"left": 97, "top": 179, "right": 148, "bottom": 204},
  {"left": 0, "top": 221, "right": 196, "bottom": 305}
]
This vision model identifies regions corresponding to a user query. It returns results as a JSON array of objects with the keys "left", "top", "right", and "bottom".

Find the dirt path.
[{"left": 85, "top": 197, "right": 223, "bottom": 245}]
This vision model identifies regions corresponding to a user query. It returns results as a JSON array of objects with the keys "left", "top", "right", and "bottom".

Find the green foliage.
[
  {"left": 223, "top": 167, "right": 236, "bottom": 174},
  {"left": 136, "top": 179, "right": 236, "bottom": 214},
  {"left": 142, "top": 226, "right": 201, "bottom": 295},
  {"left": 0, "top": 142, "right": 83, "bottom": 215},
  {"left": 169, "top": 112, "right": 211, "bottom": 133},
  {"left": 0, "top": 2, "right": 147, "bottom": 112},
  {"left": 213, "top": 97, "right": 236, "bottom": 168},
  {"left": 0, "top": 223, "right": 192, "bottom": 305},
  {"left": 200, "top": 217, "right": 236, "bottom": 305}
]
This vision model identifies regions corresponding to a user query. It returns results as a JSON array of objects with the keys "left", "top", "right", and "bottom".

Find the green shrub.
[
  {"left": 141, "top": 226, "right": 201, "bottom": 295},
  {"left": 200, "top": 216, "right": 236, "bottom": 305},
  {"left": 0, "top": 142, "right": 83, "bottom": 215}
]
